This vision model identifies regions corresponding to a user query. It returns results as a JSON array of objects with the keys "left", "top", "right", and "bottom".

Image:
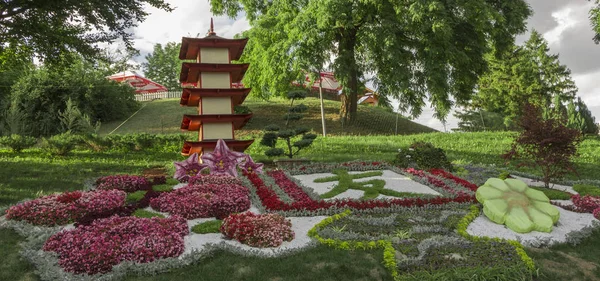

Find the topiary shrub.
[
  {"left": 220, "top": 212, "right": 294, "bottom": 247},
  {"left": 259, "top": 90, "right": 317, "bottom": 159},
  {"left": 0, "top": 134, "right": 37, "bottom": 152},
  {"left": 42, "top": 133, "right": 80, "bottom": 156},
  {"left": 393, "top": 141, "right": 453, "bottom": 171}
]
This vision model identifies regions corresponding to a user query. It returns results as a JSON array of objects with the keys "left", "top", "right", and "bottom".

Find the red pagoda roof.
[
  {"left": 180, "top": 114, "right": 253, "bottom": 131},
  {"left": 180, "top": 88, "right": 251, "bottom": 107},
  {"left": 180, "top": 63, "right": 249, "bottom": 84},
  {"left": 181, "top": 139, "right": 254, "bottom": 156},
  {"left": 179, "top": 37, "right": 248, "bottom": 61}
]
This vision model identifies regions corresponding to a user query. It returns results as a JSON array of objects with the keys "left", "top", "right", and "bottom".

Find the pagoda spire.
[{"left": 208, "top": 18, "right": 216, "bottom": 36}]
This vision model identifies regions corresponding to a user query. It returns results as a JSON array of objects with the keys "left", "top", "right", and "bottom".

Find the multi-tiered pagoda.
[{"left": 178, "top": 19, "right": 254, "bottom": 156}]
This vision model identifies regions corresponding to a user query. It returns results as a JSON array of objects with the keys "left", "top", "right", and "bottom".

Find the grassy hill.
[{"left": 98, "top": 97, "right": 436, "bottom": 137}]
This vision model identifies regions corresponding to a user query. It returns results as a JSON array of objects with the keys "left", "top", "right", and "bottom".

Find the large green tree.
[
  {"left": 210, "top": 0, "right": 531, "bottom": 124},
  {"left": 0, "top": 0, "right": 172, "bottom": 63},
  {"left": 473, "top": 30, "right": 578, "bottom": 128},
  {"left": 142, "top": 42, "right": 182, "bottom": 91}
]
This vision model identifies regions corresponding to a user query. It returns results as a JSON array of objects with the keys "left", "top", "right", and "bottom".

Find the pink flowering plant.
[
  {"left": 201, "top": 139, "right": 246, "bottom": 177},
  {"left": 96, "top": 175, "right": 151, "bottom": 192},
  {"left": 150, "top": 183, "right": 250, "bottom": 219},
  {"left": 5, "top": 190, "right": 126, "bottom": 226},
  {"left": 571, "top": 194, "right": 600, "bottom": 213},
  {"left": 594, "top": 207, "right": 600, "bottom": 220},
  {"left": 43, "top": 215, "right": 188, "bottom": 274},
  {"left": 220, "top": 212, "right": 294, "bottom": 248},
  {"left": 173, "top": 153, "right": 208, "bottom": 182}
]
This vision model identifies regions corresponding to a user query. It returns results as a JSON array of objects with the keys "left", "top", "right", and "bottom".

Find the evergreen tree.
[
  {"left": 473, "top": 30, "right": 578, "bottom": 127},
  {"left": 574, "top": 97, "right": 599, "bottom": 135}
]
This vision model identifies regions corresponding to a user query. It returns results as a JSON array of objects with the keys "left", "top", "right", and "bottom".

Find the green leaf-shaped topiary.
[{"left": 476, "top": 178, "right": 560, "bottom": 233}]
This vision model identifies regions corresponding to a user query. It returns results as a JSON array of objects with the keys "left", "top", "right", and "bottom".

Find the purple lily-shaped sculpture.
[
  {"left": 239, "top": 155, "right": 264, "bottom": 174},
  {"left": 201, "top": 139, "right": 246, "bottom": 177},
  {"left": 173, "top": 153, "right": 208, "bottom": 182}
]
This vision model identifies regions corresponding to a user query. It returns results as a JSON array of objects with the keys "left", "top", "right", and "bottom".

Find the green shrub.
[
  {"left": 0, "top": 134, "right": 37, "bottom": 152},
  {"left": 573, "top": 184, "right": 600, "bottom": 197},
  {"left": 105, "top": 134, "right": 136, "bottom": 151},
  {"left": 498, "top": 171, "right": 511, "bottom": 180},
  {"left": 133, "top": 209, "right": 165, "bottom": 218},
  {"left": 393, "top": 141, "right": 453, "bottom": 171},
  {"left": 132, "top": 133, "right": 154, "bottom": 151},
  {"left": 528, "top": 186, "right": 572, "bottom": 200},
  {"left": 42, "top": 133, "right": 80, "bottom": 156},
  {"left": 126, "top": 190, "right": 148, "bottom": 203},
  {"left": 191, "top": 220, "right": 222, "bottom": 234}
]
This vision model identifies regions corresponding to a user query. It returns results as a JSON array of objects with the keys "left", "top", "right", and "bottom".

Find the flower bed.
[
  {"left": 571, "top": 194, "right": 600, "bottom": 213},
  {"left": 95, "top": 175, "right": 151, "bottom": 192},
  {"left": 5, "top": 190, "right": 126, "bottom": 226},
  {"left": 43, "top": 215, "right": 188, "bottom": 274},
  {"left": 150, "top": 183, "right": 250, "bottom": 219},
  {"left": 220, "top": 212, "right": 294, "bottom": 247},
  {"left": 246, "top": 170, "right": 476, "bottom": 216},
  {"left": 188, "top": 174, "right": 244, "bottom": 186}
]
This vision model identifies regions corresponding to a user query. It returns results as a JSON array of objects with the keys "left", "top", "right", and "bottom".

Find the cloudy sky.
[{"left": 130, "top": 0, "right": 600, "bottom": 131}]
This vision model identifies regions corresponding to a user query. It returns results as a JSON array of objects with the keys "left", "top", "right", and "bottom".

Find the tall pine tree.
[{"left": 473, "top": 30, "right": 578, "bottom": 128}]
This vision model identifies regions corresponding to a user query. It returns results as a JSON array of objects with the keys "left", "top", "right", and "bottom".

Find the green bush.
[
  {"left": 0, "top": 134, "right": 37, "bottom": 152},
  {"left": 152, "top": 184, "right": 174, "bottom": 192},
  {"left": 573, "top": 184, "right": 600, "bottom": 197},
  {"left": 393, "top": 141, "right": 453, "bottom": 171},
  {"left": 81, "top": 134, "right": 110, "bottom": 152},
  {"left": 191, "top": 220, "right": 222, "bottom": 234},
  {"left": 42, "top": 133, "right": 80, "bottom": 156}
]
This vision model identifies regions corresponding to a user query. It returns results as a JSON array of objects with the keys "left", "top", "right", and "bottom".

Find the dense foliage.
[
  {"left": 591, "top": 0, "right": 600, "bottom": 43},
  {"left": 472, "top": 31, "right": 578, "bottom": 128},
  {"left": 0, "top": 0, "right": 172, "bottom": 63},
  {"left": 503, "top": 104, "right": 582, "bottom": 188},
  {"left": 142, "top": 42, "right": 182, "bottom": 91},
  {"left": 0, "top": 134, "right": 37, "bottom": 152},
  {"left": 393, "top": 141, "right": 453, "bottom": 171},
  {"left": 7, "top": 58, "right": 139, "bottom": 137},
  {"left": 210, "top": 0, "right": 531, "bottom": 123}
]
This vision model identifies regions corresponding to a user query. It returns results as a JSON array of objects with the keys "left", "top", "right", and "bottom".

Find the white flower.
[
  {"left": 408, "top": 148, "right": 415, "bottom": 151},
  {"left": 397, "top": 148, "right": 402, "bottom": 152}
]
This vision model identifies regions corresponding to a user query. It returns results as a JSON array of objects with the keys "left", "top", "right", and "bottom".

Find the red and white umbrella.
[
  {"left": 293, "top": 72, "right": 341, "bottom": 93},
  {"left": 107, "top": 71, "right": 169, "bottom": 94}
]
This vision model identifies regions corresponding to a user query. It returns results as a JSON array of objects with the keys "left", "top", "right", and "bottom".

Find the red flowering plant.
[
  {"left": 96, "top": 175, "right": 151, "bottom": 192},
  {"left": 150, "top": 183, "right": 250, "bottom": 219},
  {"left": 5, "top": 190, "right": 126, "bottom": 226},
  {"left": 594, "top": 208, "right": 600, "bottom": 220},
  {"left": 239, "top": 155, "right": 264, "bottom": 175},
  {"left": 220, "top": 212, "right": 294, "bottom": 247},
  {"left": 43, "top": 215, "right": 188, "bottom": 274},
  {"left": 188, "top": 174, "right": 243, "bottom": 186}
]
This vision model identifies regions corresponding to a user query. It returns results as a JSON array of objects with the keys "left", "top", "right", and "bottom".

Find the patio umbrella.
[{"left": 107, "top": 71, "right": 169, "bottom": 94}]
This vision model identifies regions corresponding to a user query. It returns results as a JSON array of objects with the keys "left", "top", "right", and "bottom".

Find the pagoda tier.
[
  {"left": 179, "top": 63, "right": 249, "bottom": 84},
  {"left": 180, "top": 88, "right": 251, "bottom": 107},
  {"left": 181, "top": 114, "right": 253, "bottom": 131},
  {"left": 182, "top": 139, "right": 254, "bottom": 156},
  {"left": 179, "top": 37, "right": 248, "bottom": 61}
]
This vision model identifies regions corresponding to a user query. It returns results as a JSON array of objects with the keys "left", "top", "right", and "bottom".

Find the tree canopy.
[
  {"left": 591, "top": 0, "right": 600, "bottom": 43},
  {"left": 472, "top": 30, "right": 578, "bottom": 128},
  {"left": 210, "top": 0, "right": 531, "bottom": 123},
  {"left": 142, "top": 42, "right": 182, "bottom": 91},
  {"left": 0, "top": 0, "right": 172, "bottom": 63}
]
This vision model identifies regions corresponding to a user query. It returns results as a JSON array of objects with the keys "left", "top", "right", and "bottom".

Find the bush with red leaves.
[{"left": 503, "top": 103, "right": 582, "bottom": 188}]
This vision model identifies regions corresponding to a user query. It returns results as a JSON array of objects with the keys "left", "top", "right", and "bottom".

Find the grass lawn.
[{"left": 1, "top": 131, "right": 599, "bottom": 280}]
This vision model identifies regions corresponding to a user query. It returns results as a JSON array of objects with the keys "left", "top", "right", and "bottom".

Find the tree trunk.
[{"left": 338, "top": 28, "right": 359, "bottom": 125}]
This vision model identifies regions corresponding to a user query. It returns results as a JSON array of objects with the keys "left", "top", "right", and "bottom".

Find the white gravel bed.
[
  {"left": 510, "top": 175, "right": 578, "bottom": 194},
  {"left": 293, "top": 170, "right": 440, "bottom": 200},
  {"left": 182, "top": 216, "right": 328, "bottom": 257},
  {"left": 466, "top": 206, "right": 596, "bottom": 247}
]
